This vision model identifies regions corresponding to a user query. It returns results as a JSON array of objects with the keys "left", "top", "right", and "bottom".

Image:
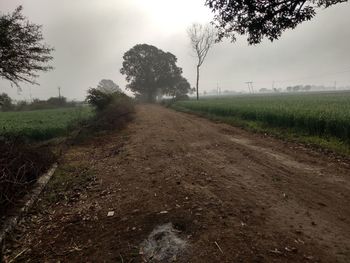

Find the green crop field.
[
  {"left": 173, "top": 91, "right": 350, "bottom": 154},
  {"left": 0, "top": 107, "right": 93, "bottom": 141}
]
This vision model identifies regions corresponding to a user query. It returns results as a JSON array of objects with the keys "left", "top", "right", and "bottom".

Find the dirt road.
[{"left": 4, "top": 105, "right": 350, "bottom": 262}]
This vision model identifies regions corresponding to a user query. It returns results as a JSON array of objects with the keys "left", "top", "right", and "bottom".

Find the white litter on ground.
[
  {"left": 107, "top": 211, "right": 115, "bottom": 217},
  {"left": 140, "top": 223, "right": 187, "bottom": 262}
]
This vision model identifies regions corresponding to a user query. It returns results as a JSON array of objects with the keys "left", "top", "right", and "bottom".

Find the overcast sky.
[{"left": 1, "top": 0, "right": 350, "bottom": 100}]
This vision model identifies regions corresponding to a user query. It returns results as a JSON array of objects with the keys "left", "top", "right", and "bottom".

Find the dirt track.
[{"left": 4, "top": 105, "right": 350, "bottom": 262}]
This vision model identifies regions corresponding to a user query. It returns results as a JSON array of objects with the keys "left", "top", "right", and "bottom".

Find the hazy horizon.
[{"left": 1, "top": 0, "right": 350, "bottom": 101}]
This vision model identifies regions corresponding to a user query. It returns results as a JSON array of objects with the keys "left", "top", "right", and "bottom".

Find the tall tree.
[
  {"left": 120, "top": 44, "right": 187, "bottom": 102},
  {"left": 97, "top": 79, "right": 121, "bottom": 94},
  {"left": 205, "top": 0, "right": 348, "bottom": 44},
  {"left": 0, "top": 6, "right": 53, "bottom": 86},
  {"left": 187, "top": 23, "right": 216, "bottom": 100}
]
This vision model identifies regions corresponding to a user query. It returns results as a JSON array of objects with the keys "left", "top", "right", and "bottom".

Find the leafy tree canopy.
[
  {"left": 205, "top": 0, "right": 348, "bottom": 44},
  {"left": 87, "top": 80, "right": 129, "bottom": 111},
  {"left": 0, "top": 6, "right": 53, "bottom": 86},
  {"left": 120, "top": 44, "right": 190, "bottom": 102},
  {"left": 0, "top": 93, "right": 13, "bottom": 111},
  {"left": 97, "top": 79, "right": 121, "bottom": 94},
  {"left": 165, "top": 77, "right": 191, "bottom": 99}
]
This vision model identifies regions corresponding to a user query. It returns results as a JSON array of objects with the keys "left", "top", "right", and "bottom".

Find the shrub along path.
[{"left": 3, "top": 105, "right": 350, "bottom": 262}]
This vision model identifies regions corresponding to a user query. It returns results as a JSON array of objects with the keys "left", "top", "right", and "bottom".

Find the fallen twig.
[
  {"left": 8, "top": 248, "right": 28, "bottom": 263},
  {"left": 269, "top": 248, "right": 283, "bottom": 255},
  {"left": 214, "top": 241, "right": 224, "bottom": 254}
]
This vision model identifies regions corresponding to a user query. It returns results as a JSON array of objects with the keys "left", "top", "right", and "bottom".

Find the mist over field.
[{"left": 0, "top": 0, "right": 350, "bottom": 100}]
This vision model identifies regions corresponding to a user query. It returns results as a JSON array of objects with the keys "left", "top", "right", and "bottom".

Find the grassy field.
[
  {"left": 0, "top": 107, "right": 93, "bottom": 141},
  {"left": 173, "top": 91, "right": 350, "bottom": 155}
]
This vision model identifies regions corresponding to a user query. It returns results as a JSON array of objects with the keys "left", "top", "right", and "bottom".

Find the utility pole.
[
  {"left": 58, "top": 86, "right": 61, "bottom": 99},
  {"left": 245, "top": 81, "right": 254, "bottom": 94},
  {"left": 216, "top": 82, "right": 222, "bottom": 96},
  {"left": 29, "top": 86, "right": 32, "bottom": 102},
  {"left": 245, "top": 82, "right": 251, "bottom": 93},
  {"left": 334, "top": 81, "right": 337, "bottom": 90}
]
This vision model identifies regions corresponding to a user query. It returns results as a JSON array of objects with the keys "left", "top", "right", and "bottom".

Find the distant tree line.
[
  {"left": 0, "top": 92, "right": 77, "bottom": 112},
  {"left": 286, "top": 85, "right": 312, "bottom": 92},
  {"left": 285, "top": 84, "right": 342, "bottom": 92},
  {"left": 257, "top": 84, "right": 345, "bottom": 94}
]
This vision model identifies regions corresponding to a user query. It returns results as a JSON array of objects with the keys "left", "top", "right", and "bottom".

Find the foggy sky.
[{"left": 1, "top": 0, "right": 350, "bottom": 101}]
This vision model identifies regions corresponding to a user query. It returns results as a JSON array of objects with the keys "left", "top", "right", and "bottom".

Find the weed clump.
[{"left": 84, "top": 88, "right": 135, "bottom": 132}]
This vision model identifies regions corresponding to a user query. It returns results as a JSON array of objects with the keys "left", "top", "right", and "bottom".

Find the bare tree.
[{"left": 187, "top": 23, "right": 216, "bottom": 100}]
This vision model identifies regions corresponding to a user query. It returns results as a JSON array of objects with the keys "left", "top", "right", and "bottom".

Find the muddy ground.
[{"left": 2, "top": 105, "right": 350, "bottom": 262}]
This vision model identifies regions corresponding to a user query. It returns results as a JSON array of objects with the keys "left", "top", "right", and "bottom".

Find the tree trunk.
[{"left": 196, "top": 65, "right": 200, "bottom": 101}]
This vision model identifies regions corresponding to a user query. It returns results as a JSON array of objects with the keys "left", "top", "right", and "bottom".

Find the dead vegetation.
[
  {"left": 140, "top": 223, "right": 188, "bottom": 262},
  {"left": 0, "top": 139, "right": 56, "bottom": 216},
  {"left": 40, "top": 164, "right": 95, "bottom": 205}
]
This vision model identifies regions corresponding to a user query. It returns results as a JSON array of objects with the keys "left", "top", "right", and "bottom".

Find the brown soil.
[{"left": 3, "top": 104, "right": 350, "bottom": 263}]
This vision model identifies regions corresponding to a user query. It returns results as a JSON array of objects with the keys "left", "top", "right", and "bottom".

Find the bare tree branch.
[{"left": 0, "top": 6, "right": 54, "bottom": 87}]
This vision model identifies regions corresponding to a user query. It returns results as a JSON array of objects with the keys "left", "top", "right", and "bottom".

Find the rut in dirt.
[{"left": 3, "top": 104, "right": 350, "bottom": 263}]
